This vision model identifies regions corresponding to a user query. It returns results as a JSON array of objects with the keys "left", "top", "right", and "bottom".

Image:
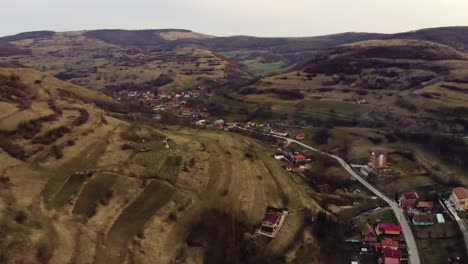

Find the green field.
[
  {"left": 241, "top": 59, "right": 287, "bottom": 76},
  {"left": 51, "top": 173, "right": 88, "bottom": 208},
  {"left": 358, "top": 209, "right": 398, "bottom": 226},
  {"left": 133, "top": 141, "right": 167, "bottom": 175},
  {"left": 158, "top": 155, "right": 183, "bottom": 183},
  {"left": 72, "top": 173, "right": 117, "bottom": 216},
  {"left": 41, "top": 137, "right": 109, "bottom": 202}
]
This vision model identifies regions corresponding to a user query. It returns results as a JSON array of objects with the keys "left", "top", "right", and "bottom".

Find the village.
[
  {"left": 113, "top": 86, "right": 215, "bottom": 121},
  {"left": 111, "top": 88, "right": 467, "bottom": 264}
]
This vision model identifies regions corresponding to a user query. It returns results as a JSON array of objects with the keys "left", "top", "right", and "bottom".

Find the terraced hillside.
[{"left": 1, "top": 68, "right": 370, "bottom": 263}]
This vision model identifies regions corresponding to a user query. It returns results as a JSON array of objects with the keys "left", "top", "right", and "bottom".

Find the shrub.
[
  {"left": 394, "top": 98, "right": 417, "bottom": 112},
  {"left": 313, "top": 128, "right": 330, "bottom": 145},
  {"left": 51, "top": 145, "right": 63, "bottom": 159},
  {"left": 72, "top": 109, "right": 89, "bottom": 126},
  {"left": 14, "top": 211, "right": 28, "bottom": 224},
  {"left": 32, "top": 126, "right": 71, "bottom": 145}
]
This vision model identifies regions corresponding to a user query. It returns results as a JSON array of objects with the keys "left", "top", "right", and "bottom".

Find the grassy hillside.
[{"left": 0, "top": 68, "right": 368, "bottom": 263}]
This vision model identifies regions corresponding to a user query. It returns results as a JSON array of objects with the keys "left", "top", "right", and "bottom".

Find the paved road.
[
  {"left": 442, "top": 199, "right": 468, "bottom": 255},
  {"left": 281, "top": 137, "right": 421, "bottom": 264},
  {"left": 236, "top": 127, "right": 422, "bottom": 263}
]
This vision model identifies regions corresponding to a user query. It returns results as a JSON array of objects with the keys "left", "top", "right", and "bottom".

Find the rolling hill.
[{"left": 0, "top": 68, "right": 372, "bottom": 263}]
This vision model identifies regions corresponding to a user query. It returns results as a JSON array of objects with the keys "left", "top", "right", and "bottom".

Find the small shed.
[{"left": 436, "top": 213, "right": 446, "bottom": 224}]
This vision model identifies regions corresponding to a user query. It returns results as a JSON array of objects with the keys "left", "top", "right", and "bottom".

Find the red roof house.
[
  {"left": 381, "top": 238, "right": 399, "bottom": 250},
  {"left": 383, "top": 248, "right": 402, "bottom": 263},
  {"left": 296, "top": 133, "right": 306, "bottom": 140},
  {"left": 376, "top": 223, "right": 402, "bottom": 235},
  {"left": 294, "top": 154, "right": 306, "bottom": 162},
  {"left": 262, "top": 212, "right": 280, "bottom": 227},
  {"left": 399, "top": 192, "right": 419, "bottom": 209}
]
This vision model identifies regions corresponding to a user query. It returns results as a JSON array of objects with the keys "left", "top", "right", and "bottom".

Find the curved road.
[{"left": 237, "top": 126, "right": 421, "bottom": 264}]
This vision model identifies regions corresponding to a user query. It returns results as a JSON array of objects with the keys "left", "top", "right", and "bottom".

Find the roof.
[
  {"left": 263, "top": 212, "right": 280, "bottom": 225},
  {"left": 453, "top": 187, "right": 468, "bottom": 199},
  {"left": 417, "top": 201, "right": 434, "bottom": 208},
  {"left": 383, "top": 248, "right": 402, "bottom": 259},
  {"left": 384, "top": 258, "right": 400, "bottom": 264},
  {"left": 214, "top": 119, "right": 225, "bottom": 124},
  {"left": 400, "top": 200, "right": 417, "bottom": 208},
  {"left": 381, "top": 238, "right": 399, "bottom": 248},
  {"left": 401, "top": 192, "right": 419, "bottom": 200},
  {"left": 413, "top": 213, "right": 433, "bottom": 223},
  {"left": 371, "top": 150, "right": 387, "bottom": 156},
  {"left": 377, "top": 223, "right": 402, "bottom": 232},
  {"left": 436, "top": 213, "right": 445, "bottom": 224},
  {"left": 362, "top": 223, "right": 376, "bottom": 237},
  {"left": 297, "top": 133, "right": 306, "bottom": 137},
  {"left": 362, "top": 236, "right": 378, "bottom": 242},
  {"left": 294, "top": 154, "right": 306, "bottom": 160}
]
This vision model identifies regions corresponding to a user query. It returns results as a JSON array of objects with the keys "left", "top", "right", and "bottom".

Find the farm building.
[
  {"left": 376, "top": 223, "right": 402, "bottom": 235},
  {"left": 369, "top": 150, "right": 387, "bottom": 168},
  {"left": 452, "top": 187, "right": 468, "bottom": 210}
]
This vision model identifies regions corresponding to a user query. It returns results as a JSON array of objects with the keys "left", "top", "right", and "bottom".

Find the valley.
[{"left": 1, "top": 26, "right": 468, "bottom": 264}]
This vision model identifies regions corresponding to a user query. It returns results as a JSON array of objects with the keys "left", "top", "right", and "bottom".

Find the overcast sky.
[{"left": 2, "top": 0, "right": 468, "bottom": 37}]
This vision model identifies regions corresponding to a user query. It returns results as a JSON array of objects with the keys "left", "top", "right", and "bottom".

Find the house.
[
  {"left": 376, "top": 223, "right": 402, "bottom": 235},
  {"left": 214, "top": 119, "right": 225, "bottom": 128},
  {"left": 361, "top": 223, "right": 377, "bottom": 243},
  {"left": 452, "top": 187, "right": 468, "bottom": 210},
  {"left": 399, "top": 192, "right": 419, "bottom": 209},
  {"left": 380, "top": 248, "right": 402, "bottom": 264},
  {"left": 380, "top": 238, "right": 399, "bottom": 250},
  {"left": 255, "top": 208, "right": 288, "bottom": 238},
  {"left": 195, "top": 119, "right": 206, "bottom": 126},
  {"left": 369, "top": 150, "right": 388, "bottom": 168},
  {"left": 356, "top": 97, "right": 368, "bottom": 104},
  {"left": 286, "top": 164, "right": 301, "bottom": 173},
  {"left": 274, "top": 153, "right": 284, "bottom": 160},
  {"left": 293, "top": 154, "right": 306, "bottom": 163},
  {"left": 296, "top": 133, "right": 306, "bottom": 140},
  {"left": 416, "top": 201, "right": 434, "bottom": 211},
  {"left": 412, "top": 213, "right": 434, "bottom": 226}
]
